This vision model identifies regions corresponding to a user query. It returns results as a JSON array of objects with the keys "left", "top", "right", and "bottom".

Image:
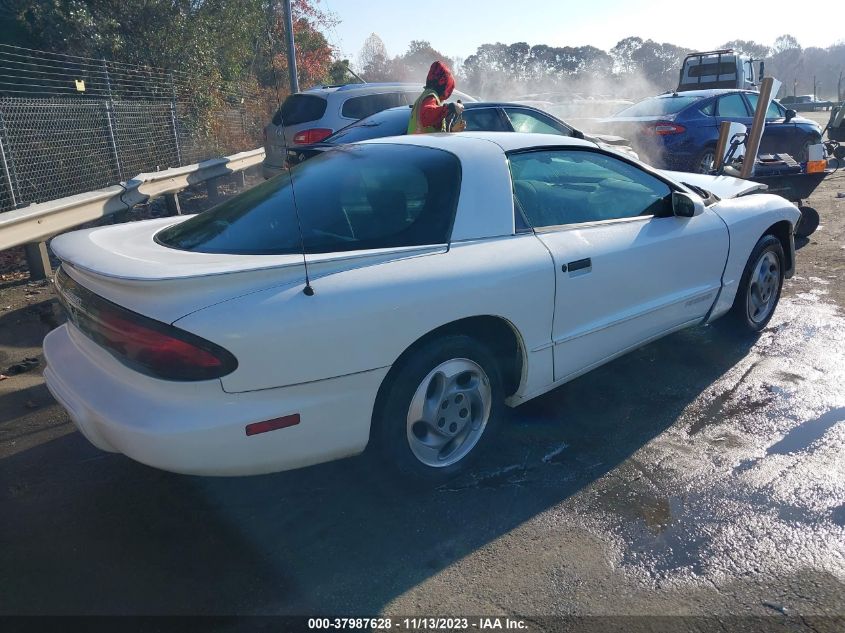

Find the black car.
[{"left": 283, "top": 102, "right": 634, "bottom": 168}]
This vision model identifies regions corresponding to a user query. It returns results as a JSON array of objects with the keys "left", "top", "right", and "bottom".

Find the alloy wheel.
[
  {"left": 746, "top": 250, "right": 780, "bottom": 324},
  {"left": 405, "top": 358, "right": 492, "bottom": 468}
]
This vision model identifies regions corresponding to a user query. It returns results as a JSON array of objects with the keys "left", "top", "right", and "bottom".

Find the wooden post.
[
  {"left": 713, "top": 121, "right": 732, "bottom": 172},
  {"left": 24, "top": 242, "right": 51, "bottom": 281},
  {"left": 740, "top": 76, "right": 774, "bottom": 179},
  {"left": 164, "top": 192, "right": 181, "bottom": 215}
]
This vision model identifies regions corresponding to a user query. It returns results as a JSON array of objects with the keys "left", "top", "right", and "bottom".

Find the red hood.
[{"left": 426, "top": 61, "right": 455, "bottom": 99}]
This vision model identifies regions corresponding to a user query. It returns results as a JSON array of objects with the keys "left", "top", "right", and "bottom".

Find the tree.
[
  {"left": 399, "top": 40, "right": 454, "bottom": 79},
  {"left": 610, "top": 36, "right": 643, "bottom": 74},
  {"left": 357, "top": 33, "right": 388, "bottom": 79},
  {"left": 773, "top": 34, "right": 801, "bottom": 54},
  {"left": 328, "top": 59, "right": 356, "bottom": 84},
  {"left": 631, "top": 40, "right": 690, "bottom": 88},
  {"left": 719, "top": 39, "right": 770, "bottom": 59}
]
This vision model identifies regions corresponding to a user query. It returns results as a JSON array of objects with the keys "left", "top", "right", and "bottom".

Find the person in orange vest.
[{"left": 408, "top": 61, "right": 466, "bottom": 134}]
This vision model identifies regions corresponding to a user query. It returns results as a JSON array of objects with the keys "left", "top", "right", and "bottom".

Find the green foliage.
[{"left": 9, "top": 0, "right": 339, "bottom": 137}]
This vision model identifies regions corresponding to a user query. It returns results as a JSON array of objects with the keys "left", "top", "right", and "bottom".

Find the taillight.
[
  {"left": 649, "top": 121, "right": 686, "bottom": 135},
  {"left": 293, "top": 128, "right": 332, "bottom": 144},
  {"left": 54, "top": 268, "right": 237, "bottom": 381}
]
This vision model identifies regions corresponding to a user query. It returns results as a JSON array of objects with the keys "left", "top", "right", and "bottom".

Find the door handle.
[{"left": 565, "top": 257, "right": 592, "bottom": 273}]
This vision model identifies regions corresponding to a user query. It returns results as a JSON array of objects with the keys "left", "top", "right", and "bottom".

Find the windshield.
[
  {"left": 156, "top": 144, "right": 461, "bottom": 255},
  {"left": 326, "top": 108, "right": 410, "bottom": 144},
  {"left": 616, "top": 95, "right": 703, "bottom": 117}
]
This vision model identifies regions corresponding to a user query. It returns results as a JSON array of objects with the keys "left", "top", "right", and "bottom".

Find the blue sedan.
[{"left": 596, "top": 89, "right": 823, "bottom": 173}]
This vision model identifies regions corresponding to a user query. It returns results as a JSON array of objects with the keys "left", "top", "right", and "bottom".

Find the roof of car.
[
  {"left": 303, "top": 82, "right": 422, "bottom": 95},
  {"left": 360, "top": 131, "right": 596, "bottom": 153},
  {"left": 657, "top": 89, "right": 756, "bottom": 98}
]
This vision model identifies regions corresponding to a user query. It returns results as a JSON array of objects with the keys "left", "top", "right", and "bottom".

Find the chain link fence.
[{"left": 0, "top": 44, "right": 274, "bottom": 214}]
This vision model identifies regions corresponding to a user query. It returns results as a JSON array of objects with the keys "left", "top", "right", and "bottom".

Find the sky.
[{"left": 319, "top": 0, "right": 842, "bottom": 65}]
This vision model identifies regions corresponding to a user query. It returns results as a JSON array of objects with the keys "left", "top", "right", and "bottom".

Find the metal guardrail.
[{"left": 0, "top": 147, "right": 265, "bottom": 252}]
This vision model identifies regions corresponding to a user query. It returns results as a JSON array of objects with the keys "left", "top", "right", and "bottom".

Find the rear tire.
[
  {"left": 728, "top": 235, "right": 785, "bottom": 333},
  {"left": 372, "top": 335, "right": 504, "bottom": 484},
  {"left": 692, "top": 147, "right": 716, "bottom": 174}
]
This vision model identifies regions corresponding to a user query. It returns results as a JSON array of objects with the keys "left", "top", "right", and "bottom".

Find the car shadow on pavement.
[
  {"left": 0, "top": 299, "right": 62, "bottom": 351},
  {"left": 0, "top": 323, "right": 756, "bottom": 615}
]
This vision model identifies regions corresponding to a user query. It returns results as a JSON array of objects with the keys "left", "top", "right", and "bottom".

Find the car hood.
[{"left": 660, "top": 170, "right": 768, "bottom": 199}]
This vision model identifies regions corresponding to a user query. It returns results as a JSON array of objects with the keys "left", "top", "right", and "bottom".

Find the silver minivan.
[{"left": 262, "top": 82, "right": 474, "bottom": 178}]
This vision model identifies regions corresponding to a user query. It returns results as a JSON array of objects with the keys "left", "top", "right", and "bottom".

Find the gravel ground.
[{"left": 0, "top": 163, "right": 843, "bottom": 631}]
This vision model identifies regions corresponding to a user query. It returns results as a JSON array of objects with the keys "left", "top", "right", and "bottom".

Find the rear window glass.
[
  {"left": 341, "top": 93, "right": 406, "bottom": 119},
  {"left": 156, "top": 145, "right": 461, "bottom": 255},
  {"left": 326, "top": 108, "right": 410, "bottom": 143},
  {"left": 688, "top": 62, "right": 737, "bottom": 77},
  {"left": 616, "top": 96, "right": 702, "bottom": 117},
  {"left": 275, "top": 94, "right": 327, "bottom": 126}
]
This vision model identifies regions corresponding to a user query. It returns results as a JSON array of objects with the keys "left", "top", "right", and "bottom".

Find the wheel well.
[
  {"left": 392, "top": 316, "right": 525, "bottom": 399},
  {"left": 765, "top": 220, "right": 793, "bottom": 271}
]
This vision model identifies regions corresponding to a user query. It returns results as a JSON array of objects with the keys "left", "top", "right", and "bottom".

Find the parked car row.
[
  {"left": 780, "top": 95, "right": 835, "bottom": 112},
  {"left": 263, "top": 83, "right": 824, "bottom": 178}
]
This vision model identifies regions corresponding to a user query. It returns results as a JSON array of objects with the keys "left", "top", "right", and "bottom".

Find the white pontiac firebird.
[{"left": 44, "top": 132, "right": 799, "bottom": 482}]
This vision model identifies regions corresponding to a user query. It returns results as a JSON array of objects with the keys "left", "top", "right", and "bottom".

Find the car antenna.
[{"left": 286, "top": 166, "right": 315, "bottom": 296}]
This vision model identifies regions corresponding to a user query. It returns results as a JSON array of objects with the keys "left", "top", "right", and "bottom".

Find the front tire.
[
  {"left": 728, "top": 235, "right": 785, "bottom": 332},
  {"left": 372, "top": 335, "right": 504, "bottom": 484}
]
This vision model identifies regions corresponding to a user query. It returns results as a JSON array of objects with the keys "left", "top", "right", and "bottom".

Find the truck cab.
[{"left": 678, "top": 50, "right": 764, "bottom": 92}]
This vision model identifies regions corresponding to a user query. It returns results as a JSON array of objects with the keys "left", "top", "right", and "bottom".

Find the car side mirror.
[
  {"left": 784, "top": 109, "right": 796, "bottom": 122},
  {"left": 672, "top": 191, "right": 704, "bottom": 218}
]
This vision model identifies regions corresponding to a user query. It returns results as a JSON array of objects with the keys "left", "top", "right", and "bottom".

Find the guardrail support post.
[
  {"left": 164, "top": 192, "right": 181, "bottom": 215},
  {"left": 207, "top": 177, "right": 221, "bottom": 205},
  {"left": 24, "top": 242, "right": 51, "bottom": 281}
]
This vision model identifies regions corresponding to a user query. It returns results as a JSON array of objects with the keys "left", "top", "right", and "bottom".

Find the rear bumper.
[{"left": 43, "top": 324, "right": 387, "bottom": 476}]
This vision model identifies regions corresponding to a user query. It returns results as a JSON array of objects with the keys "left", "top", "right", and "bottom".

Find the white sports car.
[{"left": 44, "top": 133, "right": 799, "bottom": 482}]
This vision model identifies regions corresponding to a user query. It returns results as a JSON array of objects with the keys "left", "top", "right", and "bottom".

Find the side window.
[
  {"left": 461, "top": 108, "right": 509, "bottom": 131},
  {"left": 716, "top": 94, "right": 750, "bottom": 117},
  {"left": 746, "top": 94, "right": 784, "bottom": 120},
  {"left": 341, "top": 93, "right": 404, "bottom": 119},
  {"left": 699, "top": 100, "right": 715, "bottom": 116},
  {"left": 504, "top": 108, "right": 571, "bottom": 136},
  {"left": 509, "top": 150, "right": 672, "bottom": 228}
]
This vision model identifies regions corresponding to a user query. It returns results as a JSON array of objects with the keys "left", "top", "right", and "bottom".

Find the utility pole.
[{"left": 283, "top": 0, "right": 299, "bottom": 93}]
